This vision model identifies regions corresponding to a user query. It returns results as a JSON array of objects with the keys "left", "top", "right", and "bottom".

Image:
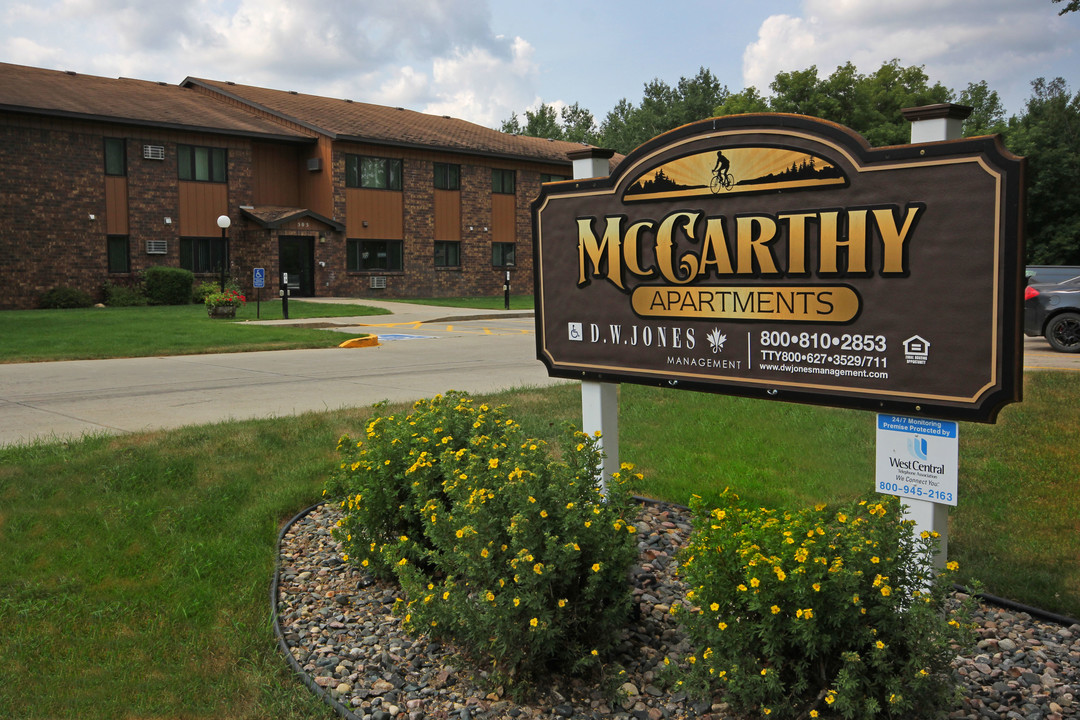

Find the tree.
[
  {"left": 715, "top": 86, "right": 770, "bottom": 116},
  {"left": 959, "top": 81, "right": 1007, "bottom": 137},
  {"left": 1005, "top": 78, "right": 1080, "bottom": 264},
  {"left": 716, "top": 60, "right": 953, "bottom": 146},
  {"left": 1052, "top": 0, "right": 1079, "bottom": 14},
  {"left": 598, "top": 67, "right": 729, "bottom": 154},
  {"left": 500, "top": 103, "right": 563, "bottom": 140},
  {"left": 560, "top": 102, "right": 599, "bottom": 145}
]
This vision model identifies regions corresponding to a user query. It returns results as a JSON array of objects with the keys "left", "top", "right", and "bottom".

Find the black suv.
[{"left": 1025, "top": 277, "right": 1080, "bottom": 352}]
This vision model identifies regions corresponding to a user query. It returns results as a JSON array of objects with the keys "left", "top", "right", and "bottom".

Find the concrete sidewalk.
[{"left": 0, "top": 300, "right": 564, "bottom": 447}]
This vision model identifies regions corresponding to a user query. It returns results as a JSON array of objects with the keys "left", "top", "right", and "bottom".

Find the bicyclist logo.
[{"left": 624, "top": 146, "right": 846, "bottom": 203}]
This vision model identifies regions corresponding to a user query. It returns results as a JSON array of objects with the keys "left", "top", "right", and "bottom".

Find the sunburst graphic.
[{"left": 625, "top": 147, "right": 846, "bottom": 201}]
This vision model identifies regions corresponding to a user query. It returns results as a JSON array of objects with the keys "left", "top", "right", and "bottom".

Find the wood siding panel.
[
  {"left": 104, "top": 176, "right": 129, "bottom": 235},
  {"left": 491, "top": 193, "right": 516, "bottom": 242},
  {"left": 179, "top": 182, "right": 229, "bottom": 235},
  {"left": 345, "top": 188, "right": 403, "bottom": 238},
  {"left": 252, "top": 142, "right": 300, "bottom": 206},
  {"left": 434, "top": 189, "right": 461, "bottom": 241}
]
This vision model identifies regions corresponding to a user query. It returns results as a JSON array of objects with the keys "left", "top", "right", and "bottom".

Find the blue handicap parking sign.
[{"left": 253, "top": 268, "right": 265, "bottom": 288}]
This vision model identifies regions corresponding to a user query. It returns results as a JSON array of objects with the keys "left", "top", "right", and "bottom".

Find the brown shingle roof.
[
  {"left": 184, "top": 77, "right": 593, "bottom": 166},
  {"left": 0, "top": 63, "right": 314, "bottom": 142}
]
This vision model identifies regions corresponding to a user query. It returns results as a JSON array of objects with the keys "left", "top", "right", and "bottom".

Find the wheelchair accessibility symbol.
[{"left": 568, "top": 322, "right": 583, "bottom": 341}]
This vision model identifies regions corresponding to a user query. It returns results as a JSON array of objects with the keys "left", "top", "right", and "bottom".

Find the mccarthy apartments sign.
[{"left": 532, "top": 114, "right": 1025, "bottom": 422}]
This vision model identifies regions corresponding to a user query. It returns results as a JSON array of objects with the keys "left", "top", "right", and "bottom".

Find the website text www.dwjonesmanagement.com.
[{"left": 756, "top": 361, "right": 889, "bottom": 380}]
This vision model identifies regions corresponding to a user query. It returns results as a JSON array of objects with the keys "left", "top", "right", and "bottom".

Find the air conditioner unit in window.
[
  {"left": 143, "top": 145, "right": 165, "bottom": 160},
  {"left": 146, "top": 240, "right": 167, "bottom": 254},
  {"left": 370, "top": 276, "right": 387, "bottom": 289}
]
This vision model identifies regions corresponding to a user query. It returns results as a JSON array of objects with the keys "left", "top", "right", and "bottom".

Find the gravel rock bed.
[{"left": 275, "top": 503, "right": 1080, "bottom": 720}]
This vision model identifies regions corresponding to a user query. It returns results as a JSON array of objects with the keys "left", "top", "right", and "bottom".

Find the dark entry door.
[{"left": 279, "top": 236, "right": 315, "bottom": 297}]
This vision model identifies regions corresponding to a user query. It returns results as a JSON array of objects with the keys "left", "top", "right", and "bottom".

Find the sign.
[
  {"left": 532, "top": 114, "right": 1025, "bottom": 422},
  {"left": 875, "top": 414, "right": 958, "bottom": 505},
  {"left": 253, "top": 267, "right": 265, "bottom": 288}
]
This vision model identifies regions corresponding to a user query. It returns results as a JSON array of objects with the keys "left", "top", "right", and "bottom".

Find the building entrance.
[{"left": 279, "top": 236, "right": 315, "bottom": 297}]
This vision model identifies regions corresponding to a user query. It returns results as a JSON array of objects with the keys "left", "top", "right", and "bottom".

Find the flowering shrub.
[
  {"left": 203, "top": 288, "right": 246, "bottom": 310},
  {"left": 325, "top": 392, "right": 640, "bottom": 681},
  {"left": 674, "top": 491, "right": 975, "bottom": 719}
]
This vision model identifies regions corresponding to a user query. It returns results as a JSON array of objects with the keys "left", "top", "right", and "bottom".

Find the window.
[
  {"left": 434, "top": 241, "right": 461, "bottom": 268},
  {"left": 107, "top": 235, "right": 129, "bottom": 273},
  {"left": 178, "top": 145, "right": 227, "bottom": 182},
  {"left": 104, "top": 138, "right": 126, "bottom": 176},
  {"left": 434, "top": 162, "right": 460, "bottom": 190},
  {"left": 179, "top": 237, "right": 225, "bottom": 274},
  {"left": 541, "top": 173, "right": 569, "bottom": 183},
  {"left": 347, "top": 239, "right": 404, "bottom": 271},
  {"left": 492, "top": 169, "right": 515, "bottom": 194},
  {"left": 492, "top": 242, "right": 516, "bottom": 267},
  {"left": 346, "top": 155, "right": 402, "bottom": 189}
]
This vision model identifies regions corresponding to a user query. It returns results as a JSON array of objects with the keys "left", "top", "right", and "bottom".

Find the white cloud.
[
  {"left": 422, "top": 36, "right": 541, "bottom": 127},
  {"left": 743, "top": 0, "right": 1077, "bottom": 112}
]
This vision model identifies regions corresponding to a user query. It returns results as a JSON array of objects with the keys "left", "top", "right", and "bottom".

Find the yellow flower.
[
  {"left": 763, "top": 708, "right": 771, "bottom": 715},
  {"left": 486, "top": 591, "right": 495, "bottom": 602},
  {"left": 688, "top": 655, "right": 696, "bottom": 664},
  {"left": 837, "top": 513, "right": 847, "bottom": 523},
  {"left": 540, "top": 510, "right": 548, "bottom": 518},
  {"left": 750, "top": 577, "right": 760, "bottom": 588},
  {"left": 530, "top": 617, "right": 538, "bottom": 628},
  {"left": 591, "top": 563, "right": 601, "bottom": 572},
  {"left": 760, "top": 668, "right": 768, "bottom": 675},
  {"left": 558, "top": 598, "right": 567, "bottom": 608},
  {"left": 881, "top": 586, "right": 892, "bottom": 597},
  {"left": 710, "top": 602, "right": 719, "bottom": 612},
  {"left": 533, "top": 563, "right": 544, "bottom": 575},
  {"left": 771, "top": 605, "right": 781, "bottom": 614},
  {"left": 810, "top": 711, "right": 819, "bottom": 717},
  {"left": 591, "top": 649, "right": 598, "bottom": 656},
  {"left": 488, "top": 458, "right": 499, "bottom": 469},
  {"left": 852, "top": 594, "right": 860, "bottom": 604},
  {"left": 737, "top": 584, "right": 748, "bottom": 592},
  {"left": 718, "top": 622, "right": 727, "bottom": 630},
  {"left": 812, "top": 583, "right": 821, "bottom": 592},
  {"left": 513, "top": 597, "right": 520, "bottom": 607},
  {"left": 398, "top": 558, "right": 408, "bottom": 566},
  {"left": 481, "top": 548, "right": 489, "bottom": 558},
  {"left": 876, "top": 640, "right": 885, "bottom": 649},
  {"left": 871, "top": 556, "right": 880, "bottom": 564},
  {"left": 946, "top": 560, "right": 959, "bottom": 571}
]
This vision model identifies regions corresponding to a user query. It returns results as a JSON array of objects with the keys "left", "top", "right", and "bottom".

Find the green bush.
[
  {"left": 102, "top": 281, "right": 148, "bottom": 307},
  {"left": 674, "top": 492, "right": 975, "bottom": 719},
  {"left": 143, "top": 266, "right": 194, "bottom": 305},
  {"left": 325, "top": 392, "right": 640, "bottom": 682},
  {"left": 39, "top": 286, "right": 94, "bottom": 309},
  {"left": 193, "top": 279, "right": 239, "bottom": 303}
]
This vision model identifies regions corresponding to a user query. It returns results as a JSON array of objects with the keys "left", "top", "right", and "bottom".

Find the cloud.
[
  {"left": 743, "top": 0, "right": 1077, "bottom": 112},
  {"left": 1, "top": 0, "right": 538, "bottom": 126}
]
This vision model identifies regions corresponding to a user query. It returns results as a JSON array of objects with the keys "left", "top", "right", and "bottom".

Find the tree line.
[{"left": 502, "top": 62, "right": 1080, "bottom": 265}]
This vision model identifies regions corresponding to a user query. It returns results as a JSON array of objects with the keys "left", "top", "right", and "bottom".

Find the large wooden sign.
[{"left": 532, "top": 114, "right": 1024, "bottom": 422}]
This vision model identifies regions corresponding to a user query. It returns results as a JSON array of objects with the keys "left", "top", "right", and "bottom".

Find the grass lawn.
[
  {"left": 1, "top": 374, "right": 1078, "bottom": 718},
  {"left": 0, "top": 301, "right": 389, "bottom": 363},
  {"left": 393, "top": 294, "right": 535, "bottom": 310}
]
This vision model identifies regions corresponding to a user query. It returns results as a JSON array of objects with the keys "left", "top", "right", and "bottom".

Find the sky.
[{"left": 2, "top": 0, "right": 1078, "bottom": 132}]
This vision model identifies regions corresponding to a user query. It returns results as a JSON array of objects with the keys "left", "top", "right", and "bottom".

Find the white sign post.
[{"left": 570, "top": 149, "right": 619, "bottom": 494}]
